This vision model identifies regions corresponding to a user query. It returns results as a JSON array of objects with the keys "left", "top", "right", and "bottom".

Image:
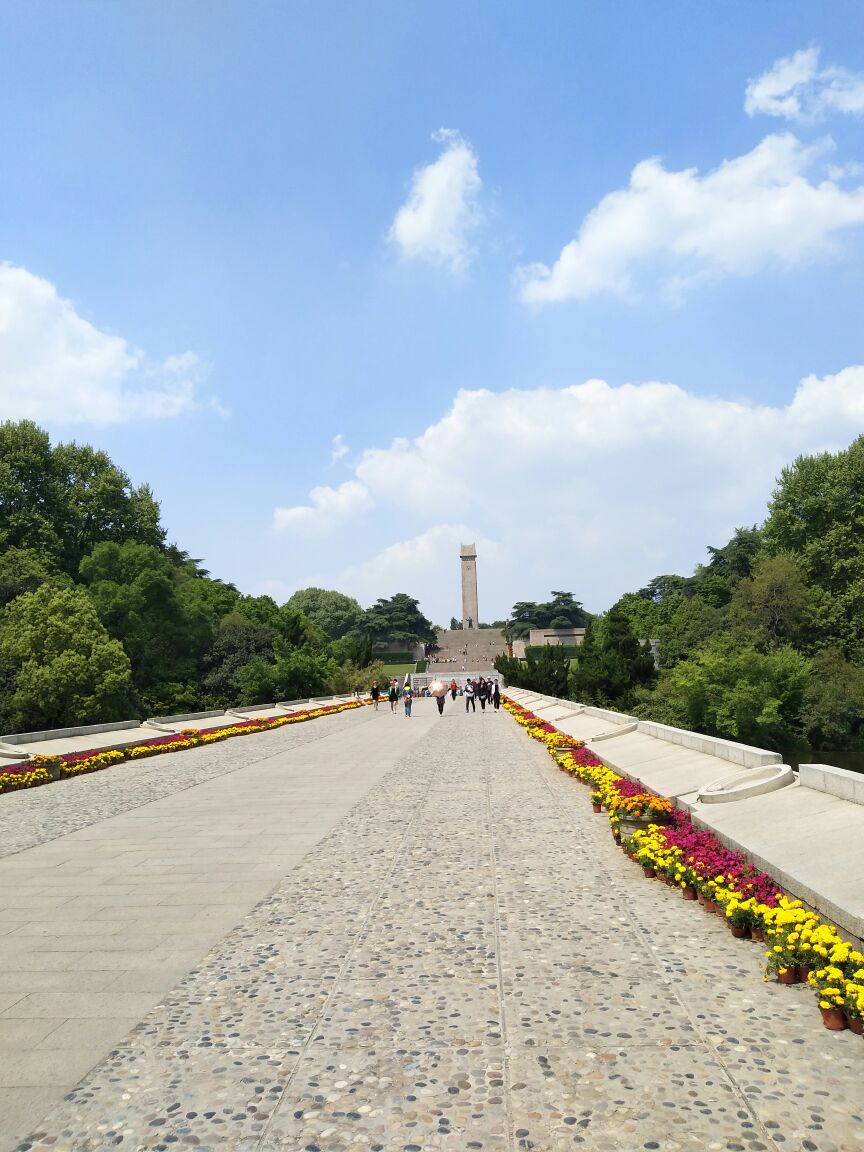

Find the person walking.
[
  {"left": 464, "top": 679, "right": 476, "bottom": 712},
  {"left": 477, "top": 676, "right": 487, "bottom": 711},
  {"left": 435, "top": 692, "right": 445, "bottom": 715},
  {"left": 370, "top": 679, "right": 380, "bottom": 711},
  {"left": 402, "top": 681, "right": 414, "bottom": 718},
  {"left": 492, "top": 679, "right": 501, "bottom": 711},
  {"left": 450, "top": 678, "right": 457, "bottom": 701},
  {"left": 388, "top": 679, "right": 399, "bottom": 713}
]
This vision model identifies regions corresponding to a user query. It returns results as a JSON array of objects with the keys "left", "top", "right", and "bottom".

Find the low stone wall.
[
  {"left": 798, "top": 763, "right": 864, "bottom": 806},
  {"left": 0, "top": 719, "right": 142, "bottom": 745}
]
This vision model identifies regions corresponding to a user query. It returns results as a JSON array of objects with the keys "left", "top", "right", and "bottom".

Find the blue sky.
[{"left": 2, "top": 1, "right": 864, "bottom": 624}]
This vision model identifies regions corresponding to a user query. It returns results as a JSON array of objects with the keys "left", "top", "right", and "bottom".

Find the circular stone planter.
[{"left": 697, "top": 764, "right": 795, "bottom": 805}]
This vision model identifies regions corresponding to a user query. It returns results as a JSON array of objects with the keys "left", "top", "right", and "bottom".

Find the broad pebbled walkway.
[{"left": 5, "top": 699, "right": 864, "bottom": 1151}]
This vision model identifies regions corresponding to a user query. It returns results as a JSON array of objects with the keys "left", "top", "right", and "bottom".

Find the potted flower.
[
  {"left": 765, "top": 938, "right": 800, "bottom": 984},
  {"left": 614, "top": 794, "right": 674, "bottom": 840},
  {"left": 725, "top": 897, "right": 755, "bottom": 938},
  {"left": 807, "top": 966, "right": 848, "bottom": 1030},
  {"left": 844, "top": 978, "right": 864, "bottom": 1035}
]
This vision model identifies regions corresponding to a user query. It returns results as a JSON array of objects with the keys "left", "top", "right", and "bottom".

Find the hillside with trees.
[
  {"left": 496, "top": 436, "right": 864, "bottom": 757},
  {"left": 0, "top": 421, "right": 434, "bottom": 732}
]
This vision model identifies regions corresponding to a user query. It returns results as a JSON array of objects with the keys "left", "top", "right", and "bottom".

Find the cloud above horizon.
[
  {"left": 388, "top": 129, "right": 482, "bottom": 273},
  {"left": 273, "top": 479, "right": 373, "bottom": 533},
  {"left": 270, "top": 370, "right": 864, "bottom": 622},
  {"left": 0, "top": 263, "right": 216, "bottom": 425},
  {"left": 746, "top": 46, "right": 864, "bottom": 121},
  {"left": 518, "top": 133, "right": 864, "bottom": 303}
]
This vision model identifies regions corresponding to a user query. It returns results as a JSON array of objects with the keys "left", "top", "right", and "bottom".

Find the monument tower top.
[{"left": 460, "top": 543, "right": 479, "bottom": 629}]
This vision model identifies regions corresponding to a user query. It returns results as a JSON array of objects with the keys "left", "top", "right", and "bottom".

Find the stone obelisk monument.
[{"left": 460, "top": 543, "right": 479, "bottom": 629}]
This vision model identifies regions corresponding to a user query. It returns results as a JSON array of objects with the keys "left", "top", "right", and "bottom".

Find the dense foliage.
[
  {"left": 0, "top": 422, "right": 430, "bottom": 731},
  {"left": 497, "top": 436, "right": 864, "bottom": 755},
  {"left": 506, "top": 590, "right": 590, "bottom": 639}
]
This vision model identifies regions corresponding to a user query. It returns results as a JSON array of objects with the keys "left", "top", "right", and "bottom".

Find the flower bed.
[
  {"left": 502, "top": 695, "right": 864, "bottom": 1036},
  {"left": 0, "top": 701, "right": 363, "bottom": 797}
]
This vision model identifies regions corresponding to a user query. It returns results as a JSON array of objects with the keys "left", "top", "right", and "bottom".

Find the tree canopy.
[
  {"left": 362, "top": 593, "right": 436, "bottom": 647},
  {"left": 501, "top": 435, "right": 864, "bottom": 755},
  {"left": 0, "top": 421, "right": 437, "bottom": 730}
]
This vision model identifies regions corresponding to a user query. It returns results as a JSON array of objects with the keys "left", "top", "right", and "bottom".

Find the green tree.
[
  {"left": 609, "top": 591, "right": 661, "bottom": 650},
  {"left": 0, "top": 584, "right": 135, "bottom": 730},
  {"left": 272, "top": 649, "right": 336, "bottom": 700},
  {"left": 0, "top": 420, "right": 64, "bottom": 560},
  {"left": 493, "top": 652, "right": 530, "bottom": 689},
  {"left": 729, "top": 554, "right": 811, "bottom": 649},
  {"left": 200, "top": 617, "right": 276, "bottom": 706},
  {"left": 508, "top": 591, "right": 590, "bottom": 634},
  {"left": 656, "top": 592, "right": 725, "bottom": 668},
  {"left": 53, "top": 441, "right": 165, "bottom": 574},
  {"left": 799, "top": 647, "right": 864, "bottom": 751},
  {"left": 234, "top": 657, "right": 277, "bottom": 705},
  {"left": 79, "top": 541, "right": 212, "bottom": 711},
  {"left": 569, "top": 608, "right": 656, "bottom": 707},
  {"left": 706, "top": 525, "right": 764, "bottom": 584},
  {"left": 362, "top": 593, "right": 435, "bottom": 646},
  {"left": 330, "top": 629, "right": 374, "bottom": 668},
  {"left": 0, "top": 546, "right": 62, "bottom": 606},
  {"left": 286, "top": 587, "right": 363, "bottom": 640},
  {"left": 524, "top": 644, "right": 571, "bottom": 696},
  {"left": 763, "top": 436, "right": 864, "bottom": 655},
  {"left": 662, "top": 636, "right": 810, "bottom": 750}
]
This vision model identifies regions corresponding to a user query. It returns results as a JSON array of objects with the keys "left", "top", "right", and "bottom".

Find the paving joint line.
[
  {"left": 254, "top": 727, "right": 443, "bottom": 1149},
  {"left": 483, "top": 720, "right": 518, "bottom": 1152}
]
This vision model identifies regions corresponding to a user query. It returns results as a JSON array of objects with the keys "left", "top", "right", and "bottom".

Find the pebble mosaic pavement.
[{"left": 10, "top": 700, "right": 864, "bottom": 1152}]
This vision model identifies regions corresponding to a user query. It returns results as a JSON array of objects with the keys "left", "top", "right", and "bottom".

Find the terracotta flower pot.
[
  {"left": 776, "top": 967, "right": 798, "bottom": 985},
  {"left": 642, "top": 865, "right": 656, "bottom": 878},
  {"left": 820, "top": 1005, "right": 847, "bottom": 1031},
  {"left": 592, "top": 803, "right": 602, "bottom": 813},
  {"left": 681, "top": 886, "right": 697, "bottom": 901},
  {"left": 847, "top": 1015, "right": 863, "bottom": 1036},
  {"left": 751, "top": 927, "right": 765, "bottom": 942},
  {"left": 797, "top": 964, "right": 812, "bottom": 983},
  {"left": 730, "top": 924, "right": 749, "bottom": 939}
]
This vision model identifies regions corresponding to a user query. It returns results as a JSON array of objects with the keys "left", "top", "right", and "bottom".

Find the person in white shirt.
[{"left": 464, "top": 680, "right": 476, "bottom": 713}]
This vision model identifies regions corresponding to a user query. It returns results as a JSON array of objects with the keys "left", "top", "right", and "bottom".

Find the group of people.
[
  {"left": 460, "top": 676, "right": 501, "bottom": 713},
  {"left": 369, "top": 674, "right": 501, "bottom": 718},
  {"left": 369, "top": 678, "right": 414, "bottom": 717}
]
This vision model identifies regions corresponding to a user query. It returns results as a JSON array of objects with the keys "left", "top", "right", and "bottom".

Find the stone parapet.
[{"left": 798, "top": 762, "right": 864, "bottom": 806}]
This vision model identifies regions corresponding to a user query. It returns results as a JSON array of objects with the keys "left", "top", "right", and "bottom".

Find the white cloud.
[
  {"left": 330, "top": 433, "right": 349, "bottom": 463},
  {"left": 0, "top": 263, "right": 212, "bottom": 424},
  {"left": 746, "top": 46, "right": 864, "bottom": 121},
  {"left": 388, "top": 129, "right": 482, "bottom": 273},
  {"left": 268, "top": 371, "right": 864, "bottom": 623},
  {"left": 273, "top": 479, "right": 373, "bottom": 533},
  {"left": 340, "top": 524, "right": 502, "bottom": 605},
  {"left": 518, "top": 133, "right": 864, "bottom": 303}
]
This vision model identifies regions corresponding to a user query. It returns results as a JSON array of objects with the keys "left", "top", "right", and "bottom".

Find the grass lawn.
[{"left": 380, "top": 663, "right": 415, "bottom": 678}]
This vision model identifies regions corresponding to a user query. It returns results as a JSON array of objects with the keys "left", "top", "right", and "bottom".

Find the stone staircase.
[{"left": 427, "top": 628, "right": 507, "bottom": 674}]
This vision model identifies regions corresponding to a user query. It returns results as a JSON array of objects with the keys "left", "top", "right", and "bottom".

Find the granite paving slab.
[
  {"left": 11, "top": 701, "right": 864, "bottom": 1152},
  {"left": 0, "top": 706, "right": 369, "bottom": 860},
  {"left": 0, "top": 705, "right": 437, "bottom": 1150}
]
